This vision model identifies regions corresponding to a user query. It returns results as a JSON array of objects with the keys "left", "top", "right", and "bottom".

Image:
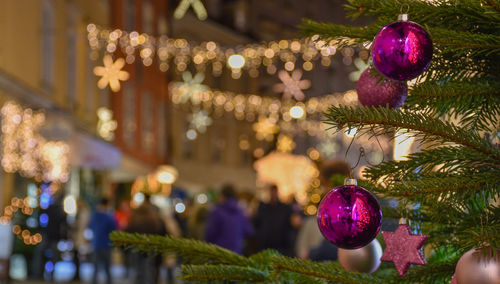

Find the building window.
[
  {"left": 142, "top": 0, "right": 154, "bottom": 34},
  {"left": 41, "top": 0, "right": 54, "bottom": 88},
  {"left": 67, "top": 4, "right": 77, "bottom": 109},
  {"left": 124, "top": 0, "right": 135, "bottom": 30},
  {"left": 86, "top": 53, "right": 96, "bottom": 113},
  {"left": 122, "top": 83, "right": 137, "bottom": 148},
  {"left": 141, "top": 91, "right": 154, "bottom": 152},
  {"left": 211, "top": 125, "right": 226, "bottom": 164},
  {"left": 157, "top": 101, "right": 166, "bottom": 158}
]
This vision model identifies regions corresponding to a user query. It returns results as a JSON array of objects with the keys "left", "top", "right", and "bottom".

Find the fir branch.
[
  {"left": 271, "top": 255, "right": 381, "bottom": 283},
  {"left": 323, "top": 105, "right": 500, "bottom": 159},
  {"left": 343, "top": 0, "right": 500, "bottom": 33},
  {"left": 390, "top": 260, "right": 457, "bottom": 284},
  {"left": 110, "top": 232, "right": 250, "bottom": 266},
  {"left": 407, "top": 80, "right": 500, "bottom": 132},
  {"left": 363, "top": 146, "right": 499, "bottom": 182},
  {"left": 300, "top": 18, "right": 500, "bottom": 55},
  {"left": 359, "top": 175, "right": 494, "bottom": 204},
  {"left": 181, "top": 265, "right": 269, "bottom": 282}
]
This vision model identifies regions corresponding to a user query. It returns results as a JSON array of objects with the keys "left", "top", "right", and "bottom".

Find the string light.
[
  {"left": 86, "top": 24, "right": 364, "bottom": 78},
  {"left": 97, "top": 107, "right": 117, "bottom": 141},
  {"left": 170, "top": 84, "right": 358, "bottom": 138}
]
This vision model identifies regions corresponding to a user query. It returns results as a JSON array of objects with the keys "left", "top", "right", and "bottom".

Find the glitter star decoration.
[
  {"left": 189, "top": 110, "right": 212, "bottom": 133},
  {"left": 348, "top": 58, "right": 370, "bottom": 82},
  {"left": 277, "top": 134, "right": 296, "bottom": 153},
  {"left": 380, "top": 224, "right": 428, "bottom": 276},
  {"left": 173, "top": 0, "right": 207, "bottom": 20},
  {"left": 174, "top": 71, "right": 209, "bottom": 104},
  {"left": 93, "top": 55, "right": 130, "bottom": 92},
  {"left": 253, "top": 116, "right": 279, "bottom": 141},
  {"left": 273, "top": 70, "right": 311, "bottom": 101}
]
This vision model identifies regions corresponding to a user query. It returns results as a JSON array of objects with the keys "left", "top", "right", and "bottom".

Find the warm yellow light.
[
  {"left": 93, "top": 55, "right": 129, "bottom": 92},
  {"left": 63, "top": 195, "right": 77, "bottom": 215},
  {"left": 393, "top": 129, "right": 415, "bottom": 161},
  {"left": 156, "top": 165, "right": 179, "bottom": 184},
  {"left": 306, "top": 205, "right": 317, "bottom": 215},
  {"left": 307, "top": 148, "right": 320, "bottom": 160},
  {"left": 227, "top": 54, "right": 245, "bottom": 69},
  {"left": 290, "top": 105, "right": 305, "bottom": 119},
  {"left": 310, "top": 193, "right": 321, "bottom": 203}
]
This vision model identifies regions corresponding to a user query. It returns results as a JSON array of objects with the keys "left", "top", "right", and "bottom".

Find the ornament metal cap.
[
  {"left": 344, "top": 178, "right": 357, "bottom": 186},
  {"left": 398, "top": 13, "right": 409, "bottom": 21}
]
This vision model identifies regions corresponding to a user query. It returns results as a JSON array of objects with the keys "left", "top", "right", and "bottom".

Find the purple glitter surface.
[
  {"left": 372, "top": 21, "right": 433, "bottom": 81},
  {"left": 317, "top": 185, "right": 382, "bottom": 249},
  {"left": 356, "top": 68, "right": 407, "bottom": 108}
]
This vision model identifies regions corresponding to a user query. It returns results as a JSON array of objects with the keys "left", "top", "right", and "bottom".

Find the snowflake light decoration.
[
  {"left": 318, "top": 138, "right": 340, "bottom": 157},
  {"left": 348, "top": 58, "right": 370, "bottom": 82},
  {"left": 173, "top": 0, "right": 207, "bottom": 20},
  {"left": 93, "top": 55, "right": 129, "bottom": 92},
  {"left": 273, "top": 70, "right": 311, "bottom": 101},
  {"left": 189, "top": 110, "right": 212, "bottom": 133},
  {"left": 253, "top": 116, "right": 279, "bottom": 141},
  {"left": 173, "top": 72, "right": 208, "bottom": 104}
]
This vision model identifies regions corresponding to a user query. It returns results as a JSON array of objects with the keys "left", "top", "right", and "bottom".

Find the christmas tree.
[{"left": 110, "top": 0, "right": 500, "bottom": 282}]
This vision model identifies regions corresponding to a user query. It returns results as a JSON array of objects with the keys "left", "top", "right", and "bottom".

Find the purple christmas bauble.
[
  {"left": 372, "top": 20, "right": 433, "bottom": 81},
  {"left": 317, "top": 184, "right": 382, "bottom": 249},
  {"left": 356, "top": 68, "right": 407, "bottom": 108}
]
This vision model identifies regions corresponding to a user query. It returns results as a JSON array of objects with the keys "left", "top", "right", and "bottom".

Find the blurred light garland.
[
  {"left": 1, "top": 101, "right": 70, "bottom": 183},
  {"left": 0, "top": 196, "right": 43, "bottom": 246},
  {"left": 86, "top": 24, "right": 362, "bottom": 77},
  {"left": 170, "top": 83, "right": 359, "bottom": 138}
]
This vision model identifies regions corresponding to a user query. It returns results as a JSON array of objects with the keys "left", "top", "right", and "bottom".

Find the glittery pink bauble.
[
  {"left": 372, "top": 20, "right": 433, "bottom": 81},
  {"left": 450, "top": 274, "right": 457, "bottom": 284},
  {"left": 317, "top": 184, "right": 382, "bottom": 249},
  {"left": 356, "top": 69, "right": 407, "bottom": 108}
]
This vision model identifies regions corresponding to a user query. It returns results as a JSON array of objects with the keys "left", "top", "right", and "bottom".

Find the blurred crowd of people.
[{"left": 30, "top": 160, "right": 352, "bottom": 284}]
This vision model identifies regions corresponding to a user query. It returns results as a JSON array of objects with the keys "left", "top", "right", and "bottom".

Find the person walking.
[
  {"left": 253, "top": 185, "right": 295, "bottom": 256},
  {"left": 127, "top": 195, "right": 166, "bottom": 284},
  {"left": 89, "top": 198, "right": 117, "bottom": 284},
  {"left": 205, "top": 185, "right": 253, "bottom": 254}
]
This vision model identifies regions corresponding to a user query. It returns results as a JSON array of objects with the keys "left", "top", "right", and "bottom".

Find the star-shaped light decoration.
[
  {"left": 348, "top": 58, "right": 370, "bottom": 82},
  {"left": 380, "top": 224, "right": 428, "bottom": 276},
  {"left": 273, "top": 70, "right": 311, "bottom": 101},
  {"left": 173, "top": 0, "right": 207, "bottom": 20},
  {"left": 173, "top": 72, "right": 208, "bottom": 104},
  {"left": 189, "top": 110, "right": 212, "bottom": 133},
  {"left": 277, "top": 134, "right": 296, "bottom": 153},
  {"left": 252, "top": 116, "right": 279, "bottom": 141},
  {"left": 93, "top": 55, "right": 129, "bottom": 92}
]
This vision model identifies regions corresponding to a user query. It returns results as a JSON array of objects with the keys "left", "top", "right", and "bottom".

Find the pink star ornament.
[{"left": 380, "top": 224, "right": 428, "bottom": 276}]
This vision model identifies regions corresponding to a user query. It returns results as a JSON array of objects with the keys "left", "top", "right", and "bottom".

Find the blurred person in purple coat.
[{"left": 205, "top": 184, "right": 253, "bottom": 254}]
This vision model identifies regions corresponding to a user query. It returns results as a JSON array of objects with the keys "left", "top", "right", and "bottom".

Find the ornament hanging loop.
[{"left": 399, "top": 3, "right": 410, "bottom": 21}]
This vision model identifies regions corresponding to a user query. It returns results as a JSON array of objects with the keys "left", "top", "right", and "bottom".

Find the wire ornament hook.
[{"left": 343, "top": 127, "right": 386, "bottom": 178}]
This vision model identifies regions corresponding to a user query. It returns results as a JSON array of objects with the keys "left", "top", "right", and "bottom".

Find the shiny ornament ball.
[
  {"left": 450, "top": 274, "right": 457, "bottom": 284},
  {"left": 455, "top": 247, "right": 500, "bottom": 284},
  {"left": 338, "top": 238, "right": 382, "bottom": 273},
  {"left": 372, "top": 20, "right": 433, "bottom": 81},
  {"left": 317, "top": 184, "right": 382, "bottom": 249},
  {"left": 356, "top": 68, "right": 407, "bottom": 108}
]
